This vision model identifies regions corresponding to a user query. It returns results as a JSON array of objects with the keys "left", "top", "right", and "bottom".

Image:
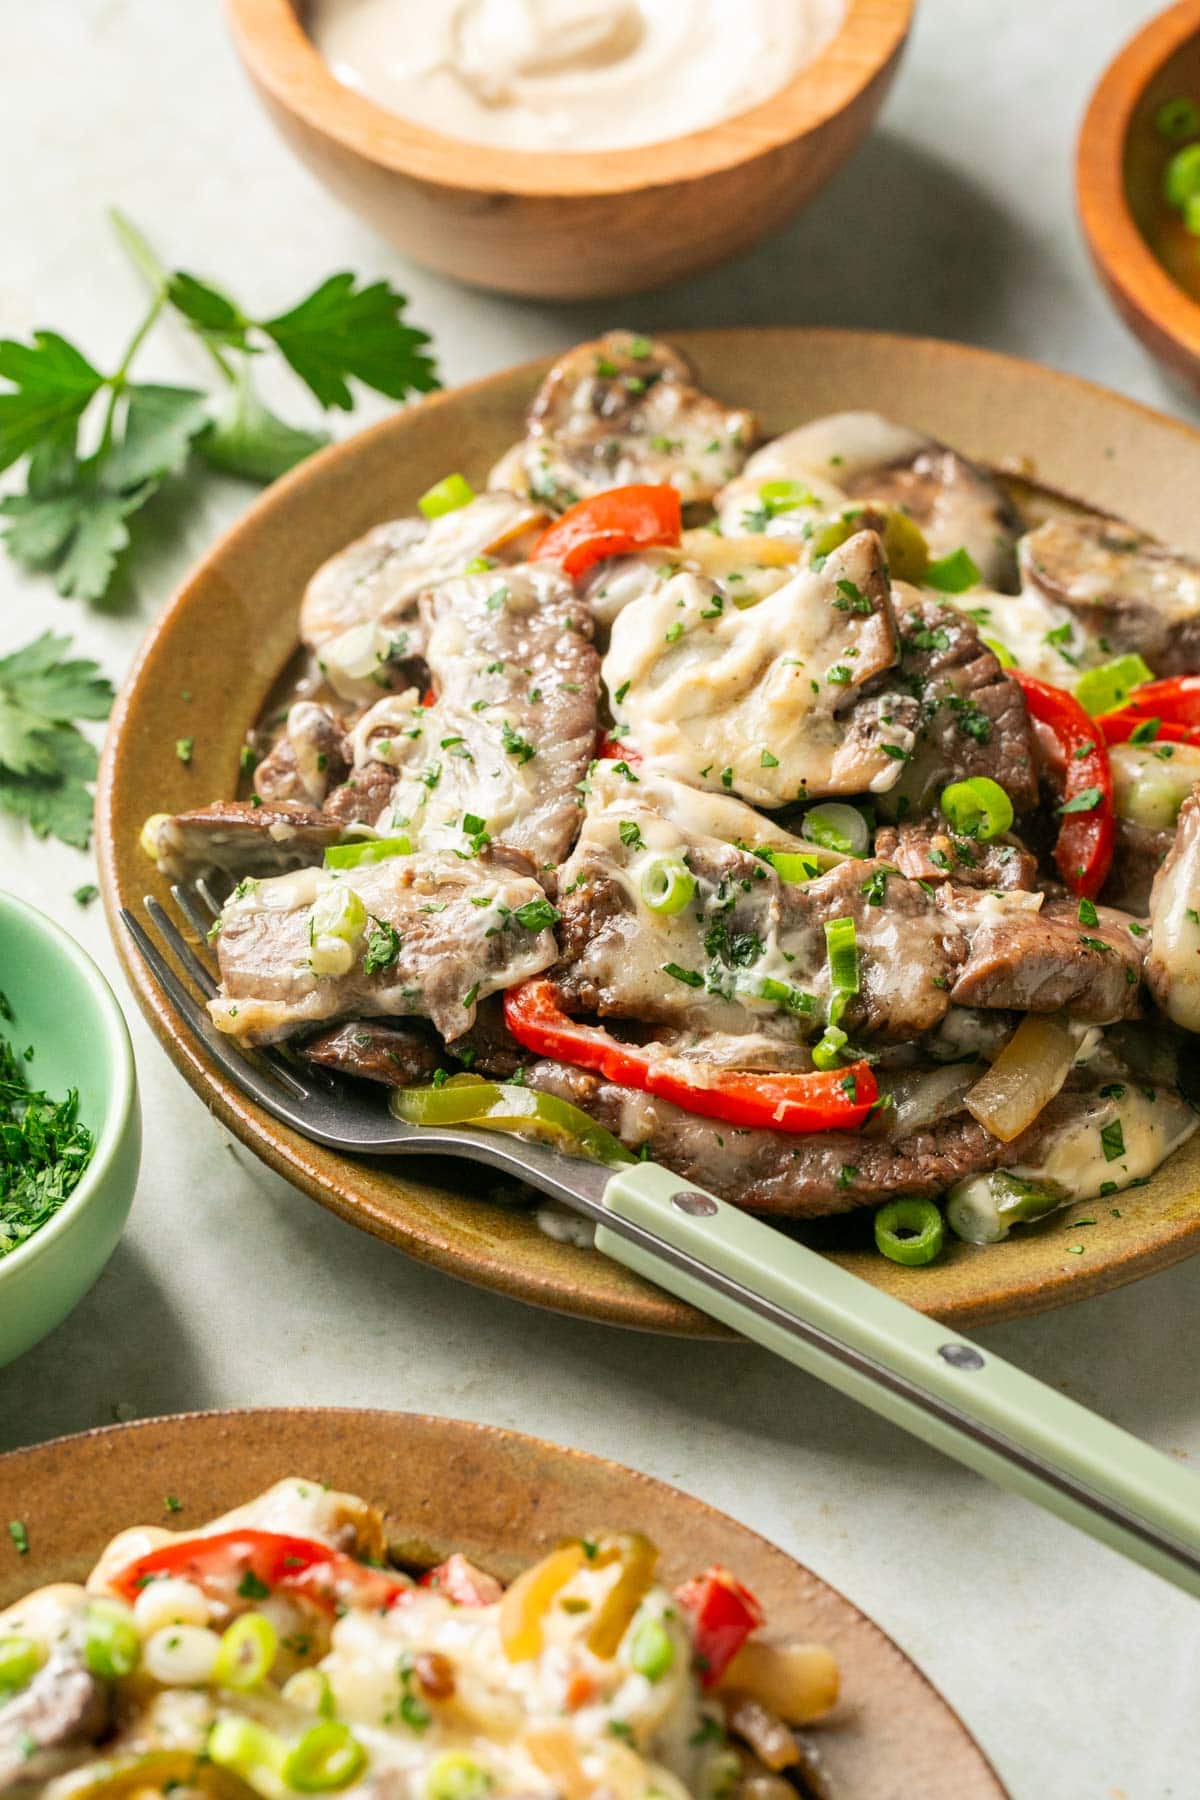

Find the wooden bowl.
[
  {"left": 223, "top": 0, "right": 914, "bottom": 300},
  {"left": 1078, "top": 0, "right": 1200, "bottom": 394},
  {"left": 0, "top": 1407, "right": 1006, "bottom": 1797},
  {"left": 96, "top": 328, "right": 1200, "bottom": 1337}
]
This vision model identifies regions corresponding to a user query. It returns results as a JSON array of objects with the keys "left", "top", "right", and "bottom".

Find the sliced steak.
[
  {"left": 716, "top": 412, "right": 1019, "bottom": 590},
  {"left": 210, "top": 851, "right": 559, "bottom": 1045},
  {"left": 144, "top": 801, "right": 342, "bottom": 880},
  {"left": 519, "top": 331, "right": 756, "bottom": 509},
  {"left": 253, "top": 701, "right": 350, "bottom": 807},
  {"left": 877, "top": 591, "right": 1039, "bottom": 815},
  {"left": 1102, "top": 817, "right": 1173, "bottom": 916},
  {"left": 0, "top": 1630, "right": 111, "bottom": 1790},
  {"left": 554, "top": 765, "right": 965, "bottom": 1042},
  {"left": 377, "top": 563, "right": 600, "bottom": 869},
  {"left": 1019, "top": 513, "right": 1200, "bottom": 675},
  {"left": 604, "top": 531, "right": 917, "bottom": 805},
  {"left": 874, "top": 822, "right": 1036, "bottom": 890},
  {"left": 1147, "top": 785, "right": 1200, "bottom": 1033},
  {"left": 943, "top": 891, "right": 1146, "bottom": 1021},
  {"left": 298, "top": 491, "right": 545, "bottom": 693},
  {"left": 302, "top": 1019, "right": 444, "bottom": 1086}
]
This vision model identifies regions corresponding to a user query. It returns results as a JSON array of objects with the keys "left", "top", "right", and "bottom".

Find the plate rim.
[
  {"left": 96, "top": 326, "right": 1200, "bottom": 1336},
  {"left": 0, "top": 1404, "right": 1008, "bottom": 1797}
]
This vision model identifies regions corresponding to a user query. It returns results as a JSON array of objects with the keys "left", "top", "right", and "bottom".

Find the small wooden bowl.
[
  {"left": 1078, "top": 0, "right": 1200, "bottom": 394},
  {"left": 224, "top": 0, "right": 914, "bottom": 300}
]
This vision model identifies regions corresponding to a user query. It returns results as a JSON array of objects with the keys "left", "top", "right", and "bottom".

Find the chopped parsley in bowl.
[{"left": 0, "top": 890, "right": 139, "bottom": 1366}]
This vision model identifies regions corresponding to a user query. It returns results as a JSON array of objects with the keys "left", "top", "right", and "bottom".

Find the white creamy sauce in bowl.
[{"left": 308, "top": 0, "right": 845, "bottom": 152}]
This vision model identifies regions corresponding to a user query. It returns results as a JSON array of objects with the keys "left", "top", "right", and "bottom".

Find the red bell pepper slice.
[
  {"left": 676, "top": 1566, "right": 765, "bottom": 1686},
  {"left": 530, "top": 485, "right": 682, "bottom": 579},
  {"left": 109, "top": 1529, "right": 407, "bottom": 1615},
  {"left": 1012, "top": 672, "right": 1115, "bottom": 899},
  {"left": 1098, "top": 675, "right": 1200, "bottom": 749},
  {"left": 503, "top": 979, "right": 876, "bottom": 1133},
  {"left": 595, "top": 733, "right": 641, "bottom": 764},
  {"left": 419, "top": 1552, "right": 503, "bottom": 1606}
]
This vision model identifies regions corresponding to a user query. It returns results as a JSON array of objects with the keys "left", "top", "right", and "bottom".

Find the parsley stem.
[
  {"left": 96, "top": 293, "right": 165, "bottom": 456},
  {"left": 109, "top": 206, "right": 236, "bottom": 385}
]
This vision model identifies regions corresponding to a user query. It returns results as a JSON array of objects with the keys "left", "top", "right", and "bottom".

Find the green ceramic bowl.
[{"left": 0, "top": 889, "right": 140, "bottom": 1366}]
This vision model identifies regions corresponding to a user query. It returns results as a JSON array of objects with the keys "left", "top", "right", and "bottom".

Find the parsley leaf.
[
  {"left": 261, "top": 274, "right": 439, "bottom": 410},
  {"left": 0, "top": 332, "right": 104, "bottom": 474},
  {"left": 0, "top": 633, "right": 113, "bottom": 848}
]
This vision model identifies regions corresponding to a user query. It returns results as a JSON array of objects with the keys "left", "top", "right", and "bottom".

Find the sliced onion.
[
  {"left": 964, "top": 1015, "right": 1076, "bottom": 1143},
  {"left": 886, "top": 1064, "right": 978, "bottom": 1138},
  {"left": 800, "top": 804, "right": 870, "bottom": 858}
]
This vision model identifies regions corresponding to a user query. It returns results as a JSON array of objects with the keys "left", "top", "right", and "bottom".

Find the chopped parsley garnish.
[
  {"left": 175, "top": 736, "right": 194, "bottom": 764},
  {"left": 500, "top": 719, "right": 537, "bottom": 764},
  {"left": 760, "top": 748, "right": 779, "bottom": 768},
  {"left": 1058, "top": 786, "right": 1103, "bottom": 814},
  {"left": 1129, "top": 716, "right": 1160, "bottom": 744},
  {"left": 1100, "top": 1119, "right": 1126, "bottom": 1163},
  {"left": 618, "top": 820, "right": 643, "bottom": 849},
  {"left": 362, "top": 916, "right": 402, "bottom": 975},
  {"left": 236, "top": 1569, "right": 270, "bottom": 1601},
  {"left": 614, "top": 680, "right": 631, "bottom": 705},
  {"left": 513, "top": 899, "right": 561, "bottom": 931},
  {"left": 0, "top": 1030, "right": 94, "bottom": 1259},
  {"left": 611, "top": 760, "right": 639, "bottom": 783},
  {"left": 1077, "top": 897, "right": 1099, "bottom": 926},
  {"left": 833, "top": 578, "right": 874, "bottom": 614},
  {"left": 662, "top": 962, "right": 704, "bottom": 988},
  {"left": 8, "top": 1520, "right": 29, "bottom": 1556}
]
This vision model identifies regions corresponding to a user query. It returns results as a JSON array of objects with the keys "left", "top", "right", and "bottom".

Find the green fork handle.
[{"left": 600, "top": 1161, "right": 1200, "bottom": 1598}]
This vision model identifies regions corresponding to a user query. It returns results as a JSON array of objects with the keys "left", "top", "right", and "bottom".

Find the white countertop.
[{"left": 1, "top": 3, "right": 1196, "bottom": 1794}]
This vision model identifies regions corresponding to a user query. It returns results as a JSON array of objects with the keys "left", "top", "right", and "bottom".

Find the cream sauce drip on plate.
[{"left": 309, "top": 0, "right": 845, "bottom": 152}]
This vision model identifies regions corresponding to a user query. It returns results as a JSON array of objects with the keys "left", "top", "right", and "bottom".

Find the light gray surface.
[{"left": 0, "top": 2, "right": 1196, "bottom": 1794}]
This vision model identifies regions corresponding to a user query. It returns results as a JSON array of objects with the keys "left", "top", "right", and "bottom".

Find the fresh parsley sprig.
[
  {"left": 0, "top": 632, "right": 113, "bottom": 847},
  {"left": 0, "top": 212, "right": 439, "bottom": 604}
]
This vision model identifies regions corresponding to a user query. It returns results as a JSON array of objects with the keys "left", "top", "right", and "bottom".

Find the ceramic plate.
[
  {"left": 96, "top": 329, "right": 1200, "bottom": 1334},
  {"left": 0, "top": 1407, "right": 1004, "bottom": 1798}
]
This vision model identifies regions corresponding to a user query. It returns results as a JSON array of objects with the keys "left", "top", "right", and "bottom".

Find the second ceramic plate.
[{"left": 97, "top": 329, "right": 1200, "bottom": 1334}]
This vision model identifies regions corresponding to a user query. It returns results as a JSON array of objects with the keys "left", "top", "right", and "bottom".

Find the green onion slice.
[
  {"left": 761, "top": 850, "right": 822, "bottom": 883},
  {"left": 1164, "top": 141, "right": 1200, "bottom": 209},
  {"left": 802, "top": 804, "right": 868, "bottom": 857},
  {"left": 0, "top": 1637, "right": 41, "bottom": 1691},
  {"left": 283, "top": 1721, "right": 368, "bottom": 1793},
  {"left": 629, "top": 1615, "right": 675, "bottom": 1681},
  {"left": 212, "top": 1611, "right": 277, "bottom": 1690},
  {"left": 427, "top": 1753, "right": 495, "bottom": 1800},
  {"left": 923, "top": 546, "right": 981, "bottom": 593},
  {"left": 208, "top": 1717, "right": 288, "bottom": 1787},
  {"left": 323, "top": 835, "right": 412, "bottom": 870},
  {"left": 939, "top": 776, "right": 1014, "bottom": 841},
  {"left": 640, "top": 856, "right": 696, "bottom": 915},
  {"left": 824, "top": 916, "right": 859, "bottom": 996},
  {"left": 83, "top": 1603, "right": 141, "bottom": 1681},
  {"left": 874, "top": 1197, "right": 944, "bottom": 1266},
  {"left": 418, "top": 473, "right": 475, "bottom": 519},
  {"left": 1157, "top": 97, "right": 1200, "bottom": 143},
  {"left": 1073, "top": 653, "right": 1153, "bottom": 718}
]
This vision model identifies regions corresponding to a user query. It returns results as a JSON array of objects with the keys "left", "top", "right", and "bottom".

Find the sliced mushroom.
[
  {"left": 252, "top": 701, "right": 350, "bottom": 807},
  {"left": 299, "top": 490, "right": 545, "bottom": 698},
  {"left": 603, "top": 530, "right": 912, "bottom": 805},
  {"left": 514, "top": 330, "right": 757, "bottom": 508},
  {"left": 716, "top": 411, "right": 1019, "bottom": 590},
  {"left": 1018, "top": 512, "right": 1200, "bottom": 675}
]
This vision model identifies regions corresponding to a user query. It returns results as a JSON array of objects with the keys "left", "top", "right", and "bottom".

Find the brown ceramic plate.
[
  {"left": 0, "top": 1407, "right": 1005, "bottom": 1797},
  {"left": 96, "top": 328, "right": 1200, "bottom": 1335}
]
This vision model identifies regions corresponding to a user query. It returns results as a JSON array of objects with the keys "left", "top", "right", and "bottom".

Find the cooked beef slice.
[
  {"left": 302, "top": 1019, "right": 445, "bottom": 1086},
  {"left": 518, "top": 331, "right": 756, "bottom": 509},
  {"left": 298, "top": 491, "right": 544, "bottom": 684},
  {"left": 603, "top": 530, "right": 918, "bottom": 804},
  {"left": 875, "top": 592, "right": 1039, "bottom": 815},
  {"left": 874, "top": 822, "right": 1036, "bottom": 890},
  {"left": 210, "top": 852, "right": 559, "bottom": 1045},
  {"left": 715, "top": 412, "right": 1019, "bottom": 592},
  {"left": 555, "top": 766, "right": 965, "bottom": 1041},
  {"left": 1102, "top": 818, "right": 1173, "bottom": 916},
  {"left": 528, "top": 1059, "right": 1190, "bottom": 1217},
  {"left": 145, "top": 801, "right": 343, "bottom": 880},
  {"left": 942, "top": 891, "right": 1146, "bottom": 1021},
  {"left": 1148, "top": 784, "right": 1200, "bottom": 1034},
  {"left": 374, "top": 563, "right": 600, "bottom": 869},
  {"left": 0, "top": 1634, "right": 111, "bottom": 1789},
  {"left": 1019, "top": 513, "right": 1200, "bottom": 675},
  {"left": 253, "top": 701, "right": 351, "bottom": 807}
]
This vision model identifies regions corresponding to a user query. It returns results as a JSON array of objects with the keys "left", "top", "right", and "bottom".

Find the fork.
[{"left": 123, "top": 881, "right": 1200, "bottom": 1601}]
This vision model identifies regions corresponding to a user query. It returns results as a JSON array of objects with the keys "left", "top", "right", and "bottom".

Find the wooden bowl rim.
[
  {"left": 0, "top": 1406, "right": 1007, "bottom": 1797},
  {"left": 1077, "top": 0, "right": 1200, "bottom": 362},
  {"left": 224, "top": 0, "right": 914, "bottom": 197}
]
